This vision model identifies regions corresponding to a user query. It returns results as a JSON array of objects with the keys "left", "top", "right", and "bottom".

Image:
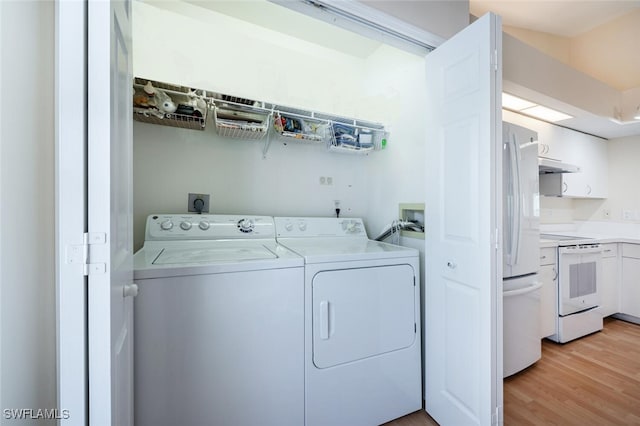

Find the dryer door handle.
[
  {"left": 319, "top": 300, "right": 330, "bottom": 340},
  {"left": 124, "top": 283, "right": 139, "bottom": 298}
]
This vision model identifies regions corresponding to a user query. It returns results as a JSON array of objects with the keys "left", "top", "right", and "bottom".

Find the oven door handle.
[{"left": 503, "top": 281, "right": 543, "bottom": 298}]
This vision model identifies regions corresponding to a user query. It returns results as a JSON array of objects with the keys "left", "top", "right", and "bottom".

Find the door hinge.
[
  {"left": 66, "top": 232, "right": 107, "bottom": 276},
  {"left": 492, "top": 49, "right": 498, "bottom": 71},
  {"left": 495, "top": 227, "right": 501, "bottom": 250}
]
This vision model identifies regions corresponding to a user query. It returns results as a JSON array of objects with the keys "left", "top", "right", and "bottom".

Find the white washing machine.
[
  {"left": 133, "top": 214, "right": 304, "bottom": 426},
  {"left": 274, "top": 217, "right": 422, "bottom": 426}
]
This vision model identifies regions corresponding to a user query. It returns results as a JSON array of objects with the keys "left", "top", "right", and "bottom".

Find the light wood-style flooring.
[{"left": 384, "top": 318, "right": 640, "bottom": 425}]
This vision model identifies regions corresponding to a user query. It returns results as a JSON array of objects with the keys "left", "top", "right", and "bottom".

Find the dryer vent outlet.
[{"left": 188, "top": 193, "right": 210, "bottom": 213}]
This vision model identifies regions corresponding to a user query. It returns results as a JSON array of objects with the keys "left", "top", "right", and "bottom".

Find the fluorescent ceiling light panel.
[
  {"left": 502, "top": 93, "right": 536, "bottom": 110},
  {"left": 520, "top": 105, "right": 573, "bottom": 122},
  {"left": 502, "top": 92, "right": 573, "bottom": 122}
]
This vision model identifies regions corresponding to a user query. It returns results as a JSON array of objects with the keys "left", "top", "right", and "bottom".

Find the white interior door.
[
  {"left": 87, "top": 1, "right": 134, "bottom": 425},
  {"left": 424, "top": 13, "right": 503, "bottom": 426}
]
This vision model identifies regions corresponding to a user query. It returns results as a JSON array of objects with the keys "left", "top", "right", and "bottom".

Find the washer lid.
[
  {"left": 133, "top": 240, "right": 303, "bottom": 279},
  {"left": 153, "top": 245, "right": 277, "bottom": 265}
]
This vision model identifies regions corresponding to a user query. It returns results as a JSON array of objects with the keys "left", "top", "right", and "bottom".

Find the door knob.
[
  {"left": 447, "top": 261, "right": 457, "bottom": 269},
  {"left": 124, "top": 283, "right": 139, "bottom": 298}
]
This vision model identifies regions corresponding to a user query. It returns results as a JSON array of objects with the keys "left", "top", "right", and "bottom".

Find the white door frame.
[
  {"left": 56, "top": 1, "right": 135, "bottom": 424},
  {"left": 55, "top": 1, "right": 88, "bottom": 425}
]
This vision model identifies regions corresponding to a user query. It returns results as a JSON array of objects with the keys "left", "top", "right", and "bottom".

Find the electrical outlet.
[
  {"left": 623, "top": 209, "right": 632, "bottom": 220},
  {"left": 188, "top": 193, "right": 210, "bottom": 213},
  {"left": 319, "top": 176, "right": 334, "bottom": 185}
]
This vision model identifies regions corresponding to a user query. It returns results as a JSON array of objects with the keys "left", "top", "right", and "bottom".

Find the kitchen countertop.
[{"left": 540, "top": 234, "right": 640, "bottom": 248}]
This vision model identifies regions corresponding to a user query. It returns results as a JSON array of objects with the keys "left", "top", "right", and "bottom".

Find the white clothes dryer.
[
  {"left": 275, "top": 217, "right": 422, "bottom": 426},
  {"left": 133, "top": 214, "right": 304, "bottom": 426}
]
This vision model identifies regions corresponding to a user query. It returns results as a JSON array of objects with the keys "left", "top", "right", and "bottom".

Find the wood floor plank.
[
  {"left": 504, "top": 318, "right": 640, "bottom": 426},
  {"left": 384, "top": 318, "right": 640, "bottom": 425}
]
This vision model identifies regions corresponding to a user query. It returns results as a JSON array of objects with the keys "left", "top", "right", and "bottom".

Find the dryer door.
[{"left": 312, "top": 264, "right": 416, "bottom": 369}]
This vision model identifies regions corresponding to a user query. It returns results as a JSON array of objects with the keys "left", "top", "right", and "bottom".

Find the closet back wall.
[{"left": 132, "top": 0, "right": 428, "bottom": 249}]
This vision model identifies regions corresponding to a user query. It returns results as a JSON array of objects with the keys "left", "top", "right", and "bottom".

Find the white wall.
[
  {"left": 0, "top": 1, "right": 57, "bottom": 422},
  {"left": 132, "top": 1, "right": 428, "bottom": 249},
  {"left": 540, "top": 197, "right": 574, "bottom": 224},
  {"left": 503, "top": 10, "right": 640, "bottom": 93},
  {"left": 569, "top": 10, "right": 640, "bottom": 92},
  {"left": 503, "top": 34, "right": 620, "bottom": 121},
  {"left": 363, "top": 46, "right": 428, "bottom": 236}
]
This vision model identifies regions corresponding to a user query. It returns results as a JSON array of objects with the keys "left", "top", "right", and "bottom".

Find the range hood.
[{"left": 538, "top": 157, "right": 580, "bottom": 174}]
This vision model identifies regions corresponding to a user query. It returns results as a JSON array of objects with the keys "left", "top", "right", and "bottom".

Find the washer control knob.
[
  {"left": 199, "top": 221, "right": 210, "bottom": 230},
  {"left": 180, "top": 221, "right": 192, "bottom": 231},
  {"left": 160, "top": 220, "right": 173, "bottom": 231},
  {"left": 237, "top": 218, "right": 255, "bottom": 233},
  {"left": 298, "top": 222, "right": 307, "bottom": 231},
  {"left": 285, "top": 222, "right": 294, "bottom": 231}
]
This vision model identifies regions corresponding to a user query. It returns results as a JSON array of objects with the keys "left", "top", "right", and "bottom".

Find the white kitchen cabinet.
[
  {"left": 598, "top": 243, "right": 619, "bottom": 317},
  {"left": 621, "top": 244, "right": 640, "bottom": 318},
  {"left": 539, "top": 128, "right": 608, "bottom": 198},
  {"left": 539, "top": 247, "right": 557, "bottom": 338},
  {"left": 503, "top": 110, "right": 566, "bottom": 161},
  {"left": 558, "top": 127, "right": 608, "bottom": 198}
]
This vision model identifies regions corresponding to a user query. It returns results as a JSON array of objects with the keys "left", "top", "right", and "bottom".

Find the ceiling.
[
  {"left": 470, "top": 0, "right": 640, "bottom": 37},
  {"left": 471, "top": 0, "right": 640, "bottom": 138}
]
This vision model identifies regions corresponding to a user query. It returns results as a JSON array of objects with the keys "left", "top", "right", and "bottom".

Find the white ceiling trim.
[{"left": 268, "top": 0, "right": 445, "bottom": 55}]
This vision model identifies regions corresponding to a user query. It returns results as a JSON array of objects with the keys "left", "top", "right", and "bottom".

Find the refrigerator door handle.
[
  {"left": 511, "top": 133, "right": 522, "bottom": 264},
  {"left": 508, "top": 133, "right": 522, "bottom": 265},
  {"left": 504, "top": 140, "right": 514, "bottom": 265},
  {"left": 503, "top": 281, "right": 543, "bottom": 298}
]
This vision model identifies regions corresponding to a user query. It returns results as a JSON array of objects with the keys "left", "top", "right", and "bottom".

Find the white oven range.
[{"left": 547, "top": 239, "right": 604, "bottom": 343}]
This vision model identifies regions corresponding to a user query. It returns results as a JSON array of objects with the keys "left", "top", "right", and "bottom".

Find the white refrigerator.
[{"left": 502, "top": 121, "right": 542, "bottom": 377}]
